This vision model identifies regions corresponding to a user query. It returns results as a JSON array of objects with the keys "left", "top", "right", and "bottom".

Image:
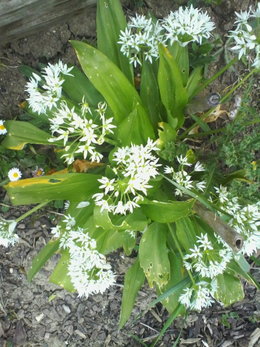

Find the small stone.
[
  {"left": 9, "top": 268, "right": 14, "bottom": 273},
  {"left": 75, "top": 329, "right": 87, "bottom": 339},
  {"left": 35, "top": 313, "right": 45, "bottom": 322},
  {"left": 62, "top": 304, "right": 71, "bottom": 314},
  {"left": 17, "top": 223, "right": 26, "bottom": 229}
]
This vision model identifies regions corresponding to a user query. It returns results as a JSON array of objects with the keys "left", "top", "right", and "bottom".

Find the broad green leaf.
[
  {"left": 175, "top": 217, "right": 198, "bottom": 251},
  {"left": 159, "top": 252, "right": 187, "bottom": 314},
  {"left": 62, "top": 66, "right": 102, "bottom": 106},
  {"left": 97, "top": 0, "right": 133, "bottom": 83},
  {"left": 157, "top": 122, "right": 176, "bottom": 150},
  {"left": 141, "top": 199, "right": 194, "bottom": 223},
  {"left": 70, "top": 40, "right": 154, "bottom": 144},
  {"left": 5, "top": 173, "right": 101, "bottom": 205},
  {"left": 227, "top": 260, "right": 260, "bottom": 289},
  {"left": 94, "top": 228, "right": 135, "bottom": 255},
  {"left": 117, "top": 104, "right": 155, "bottom": 145},
  {"left": 215, "top": 273, "right": 244, "bottom": 306},
  {"left": 139, "top": 222, "right": 170, "bottom": 288},
  {"left": 158, "top": 45, "right": 188, "bottom": 129},
  {"left": 1, "top": 120, "right": 51, "bottom": 150},
  {"left": 49, "top": 250, "right": 75, "bottom": 292},
  {"left": 149, "top": 276, "right": 190, "bottom": 308},
  {"left": 186, "top": 66, "right": 203, "bottom": 99},
  {"left": 119, "top": 258, "right": 145, "bottom": 328},
  {"left": 168, "top": 43, "right": 189, "bottom": 85},
  {"left": 27, "top": 239, "right": 60, "bottom": 281},
  {"left": 140, "top": 60, "right": 162, "bottom": 128}
]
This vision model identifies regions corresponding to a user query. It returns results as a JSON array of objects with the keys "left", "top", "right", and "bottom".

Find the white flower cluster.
[
  {"left": 229, "top": 3, "right": 260, "bottom": 68},
  {"left": 0, "top": 120, "right": 7, "bottom": 135},
  {"left": 51, "top": 215, "right": 115, "bottom": 298},
  {"left": 48, "top": 100, "right": 115, "bottom": 164},
  {"left": 179, "top": 280, "right": 217, "bottom": 311},
  {"left": 25, "top": 61, "right": 73, "bottom": 114},
  {"left": 0, "top": 218, "right": 18, "bottom": 247},
  {"left": 93, "top": 139, "right": 160, "bottom": 215},
  {"left": 118, "top": 6, "right": 215, "bottom": 66},
  {"left": 215, "top": 185, "right": 260, "bottom": 256},
  {"left": 118, "top": 15, "right": 164, "bottom": 67},
  {"left": 164, "top": 155, "right": 206, "bottom": 196},
  {"left": 184, "top": 233, "right": 233, "bottom": 278},
  {"left": 162, "top": 5, "right": 215, "bottom": 47}
]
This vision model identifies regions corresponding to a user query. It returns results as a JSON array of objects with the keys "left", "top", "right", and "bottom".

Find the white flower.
[
  {"left": 163, "top": 5, "right": 215, "bottom": 47},
  {"left": 179, "top": 281, "right": 216, "bottom": 311},
  {"left": 76, "top": 201, "right": 90, "bottom": 208},
  {"left": 194, "top": 162, "right": 205, "bottom": 172},
  {"left": 25, "top": 61, "right": 72, "bottom": 115},
  {"left": 8, "top": 168, "right": 22, "bottom": 182},
  {"left": 228, "top": 3, "right": 260, "bottom": 67},
  {"left": 0, "top": 120, "right": 7, "bottom": 135},
  {"left": 176, "top": 155, "right": 192, "bottom": 166},
  {"left": 184, "top": 233, "right": 233, "bottom": 279},
  {"left": 93, "top": 139, "right": 160, "bottom": 215},
  {"left": 56, "top": 220, "right": 116, "bottom": 298},
  {"left": 118, "top": 14, "right": 164, "bottom": 66},
  {"left": 0, "top": 218, "right": 18, "bottom": 247}
]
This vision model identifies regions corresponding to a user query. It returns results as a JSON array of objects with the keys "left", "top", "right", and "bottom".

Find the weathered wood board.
[{"left": 0, "top": 0, "right": 97, "bottom": 43}]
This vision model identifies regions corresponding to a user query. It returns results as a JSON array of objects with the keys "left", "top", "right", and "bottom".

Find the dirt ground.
[{"left": 0, "top": 1, "right": 259, "bottom": 346}]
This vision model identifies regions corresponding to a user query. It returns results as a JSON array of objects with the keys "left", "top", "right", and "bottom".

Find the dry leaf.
[{"left": 72, "top": 159, "right": 104, "bottom": 173}]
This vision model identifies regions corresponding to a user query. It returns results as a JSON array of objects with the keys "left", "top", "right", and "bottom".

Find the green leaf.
[
  {"left": 5, "top": 173, "right": 101, "bottom": 205},
  {"left": 158, "top": 45, "right": 188, "bottom": 129},
  {"left": 62, "top": 66, "right": 102, "bottom": 106},
  {"left": 97, "top": 0, "right": 133, "bottom": 83},
  {"left": 186, "top": 66, "right": 203, "bottom": 99},
  {"left": 139, "top": 222, "right": 170, "bottom": 288},
  {"left": 157, "top": 122, "right": 176, "bottom": 150},
  {"left": 94, "top": 228, "right": 135, "bottom": 256},
  {"left": 1, "top": 120, "right": 51, "bottom": 150},
  {"left": 227, "top": 259, "right": 260, "bottom": 289},
  {"left": 49, "top": 250, "right": 75, "bottom": 292},
  {"left": 149, "top": 276, "right": 190, "bottom": 308},
  {"left": 119, "top": 258, "right": 145, "bottom": 328},
  {"left": 141, "top": 199, "right": 194, "bottom": 223},
  {"left": 191, "top": 114, "right": 211, "bottom": 132},
  {"left": 159, "top": 252, "right": 187, "bottom": 314},
  {"left": 27, "top": 239, "right": 60, "bottom": 281},
  {"left": 215, "top": 273, "right": 244, "bottom": 306},
  {"left": 175, "top": 217, "right": 198, "bottom": 251},
  {"left": 140, "top": 60, "right": 162, "bottom": 128},
  {"left": 117, "top": 104, "right": 155, "bottom": 145},
  {"left": 168, "top": 43, "right": 189, "bottom": 85}
]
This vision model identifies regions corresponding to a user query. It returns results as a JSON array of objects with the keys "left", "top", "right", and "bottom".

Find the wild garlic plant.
[{"left": 0, "top": 0, "right": 259, "bottom": 335}]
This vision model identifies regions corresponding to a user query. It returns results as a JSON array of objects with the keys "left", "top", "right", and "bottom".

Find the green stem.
[
  {"left": 167, "top": 223, "right": 196, "bottom": 286},
  {"left": 15, "top": 201, "right": 50, "bottom": 223},
  {"left": 179, "top": 68, "right": 257, "bottom": 140}
]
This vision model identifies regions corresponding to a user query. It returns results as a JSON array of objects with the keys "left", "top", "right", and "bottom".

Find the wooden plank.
[{"left": 0, "top": 0, "right": 97, "bottom": 43}]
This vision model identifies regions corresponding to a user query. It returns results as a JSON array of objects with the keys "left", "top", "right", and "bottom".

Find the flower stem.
[
  {"left": 15, "top": 201, "right": 50, "bottom": 223},
  {"left": 167, "top": 223, "right": 196, "bottom": 286}
]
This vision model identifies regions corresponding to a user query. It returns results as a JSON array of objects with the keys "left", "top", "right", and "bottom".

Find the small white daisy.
[{"left": 8, "top": 168, "right": 22, "bottom": 182}]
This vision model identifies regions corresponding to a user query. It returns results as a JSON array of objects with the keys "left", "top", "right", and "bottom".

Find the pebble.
[
  {"left": 35, "top": 313, "right": 45, "bottom": 322},
  {"left": 62, "top": 304, "right": 71, "bottom": 314}
]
